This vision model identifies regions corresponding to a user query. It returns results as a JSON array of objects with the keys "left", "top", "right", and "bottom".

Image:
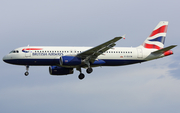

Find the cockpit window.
[
  {"left": 10, "top": 50, "right": 15, "bottom": 53},
  {"left": 9, "top": 50, "right": 19, "bottom": 53}
]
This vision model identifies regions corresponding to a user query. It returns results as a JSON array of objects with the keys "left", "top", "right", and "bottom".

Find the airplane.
[{"left": 3, "top": 21, "right": 177, "bottom": 80}]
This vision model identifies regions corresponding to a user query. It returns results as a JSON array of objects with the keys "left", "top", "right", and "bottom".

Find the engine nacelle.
[
  {"left": 60, "top": 56, "right": 82, "bottom": 66},
  {"left": 49, "top": 66, "right": 73, "bottom": 75}
]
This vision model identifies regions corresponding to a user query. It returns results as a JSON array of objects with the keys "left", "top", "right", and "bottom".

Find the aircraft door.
[
  {"left": 25, "top": 51, "right": 31, "bottom": 57},
  {"left": 137, "top": 48, "right": 143, "bottom": 58}
]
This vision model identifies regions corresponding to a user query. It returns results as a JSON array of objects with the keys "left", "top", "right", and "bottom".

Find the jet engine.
[{"left": 49, "top": 66, "right": 73, "bottom": 75}]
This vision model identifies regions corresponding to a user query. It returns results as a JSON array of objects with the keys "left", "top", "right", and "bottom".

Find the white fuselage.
[{"left": 3, "top": 46, "right": 162, "bottom": 67}]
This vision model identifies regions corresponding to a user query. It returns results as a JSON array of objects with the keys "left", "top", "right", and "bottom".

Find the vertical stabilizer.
[{"left": 142, "top": 21, "right": 168, "bottom": 50}]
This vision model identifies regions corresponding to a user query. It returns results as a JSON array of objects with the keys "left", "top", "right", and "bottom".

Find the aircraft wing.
[{"left": 76, "top": 36, "right": 124, "bottom": 63}]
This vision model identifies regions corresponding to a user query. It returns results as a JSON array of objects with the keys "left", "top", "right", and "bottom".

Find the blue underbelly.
[{"left": 4, "top": 59, "right": 145, "bottom": 66}]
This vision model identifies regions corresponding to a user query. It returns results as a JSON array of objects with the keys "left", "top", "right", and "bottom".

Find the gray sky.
[{"left": 1, "top": 0, "right": 180, "bottom": 113}]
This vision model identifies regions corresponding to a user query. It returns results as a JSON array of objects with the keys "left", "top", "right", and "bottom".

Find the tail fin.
[{"left": 142, "top": 21, "right": 168, "bottom": 50}]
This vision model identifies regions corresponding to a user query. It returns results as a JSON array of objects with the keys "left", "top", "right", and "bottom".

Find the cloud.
[
  {"left": 167, "top": 49, "right": 180, "bottom": 79},
  {"left": 1, "top": 56, "right": 179, "bottom": 113}
]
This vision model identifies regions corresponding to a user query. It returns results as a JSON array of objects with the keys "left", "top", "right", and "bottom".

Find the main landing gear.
[
  {"left": 24, "top": 65, "right": 29, "bottom": 76},
  {"left": 77, "top": 67, "right": 93, "bottom": 80},
  {"left": 86, "top": 67, "right": 93, "bottom": 74},
  {"left": 78, "top": 73, "right": 85, "bottom": 80}
]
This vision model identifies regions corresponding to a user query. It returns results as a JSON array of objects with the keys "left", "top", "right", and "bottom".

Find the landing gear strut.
[
  {"left": 77, "top": 67, "right": 85, "bottom": 80},
  {"left": 24, "top": 65, "right": 29, "bottom": 76},
  {"left": 84, "top": 60, "right": 93, "bottom": 74}
]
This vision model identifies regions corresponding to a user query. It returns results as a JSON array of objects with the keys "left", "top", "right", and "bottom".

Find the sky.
[{"left": 0, "top": 0, "right": 180, "bottom": 113}]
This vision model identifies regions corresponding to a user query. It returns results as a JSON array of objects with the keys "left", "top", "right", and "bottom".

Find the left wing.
[{"left": 76, "top": 36, "right": 124, "bottom": 63}]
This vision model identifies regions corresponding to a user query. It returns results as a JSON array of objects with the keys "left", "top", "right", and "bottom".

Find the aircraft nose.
[
  {"left": 3, "top": 55, "right": 9, "bottom": 63},
  {"left": 3, "top": 55, "right": 7, "bottom": 62},
  {"left": 3, "top": 54, "right": 18, "bottom": 64}
]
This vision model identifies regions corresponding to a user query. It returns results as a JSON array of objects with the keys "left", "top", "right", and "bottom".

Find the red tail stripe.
[
  {"left": 149, "top": 25, "right": 167, "bottom": 37},
  {"left": 144, "top": 43, "right": 161, "bottom": 50}
]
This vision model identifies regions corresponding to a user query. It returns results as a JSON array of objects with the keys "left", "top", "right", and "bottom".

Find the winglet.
[{"left": 122, "top": 34, "right": 126, "bottom": 39}]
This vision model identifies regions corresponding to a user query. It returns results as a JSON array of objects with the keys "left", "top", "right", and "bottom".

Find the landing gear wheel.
[
  {"left": 86, "top": 68, "right": 93, "bottom": 74},
  {"left": 25, "top": 72, "right": 29, "bottom": 76},
  {"left": 78, "top": 73, "right": 85, "bottom": 80}
]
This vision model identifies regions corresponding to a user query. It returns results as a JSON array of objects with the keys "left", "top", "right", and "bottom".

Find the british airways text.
[{"left": 32, "top": 52, "right": 63, "bottom": 56}]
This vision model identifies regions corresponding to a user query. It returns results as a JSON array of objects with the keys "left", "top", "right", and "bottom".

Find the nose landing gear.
[
  {"left": 24, "top": 65, "right": 29, "bottom": 76},
  {"left": 25, "top": 71, "right": 29, "bottom": 76}
]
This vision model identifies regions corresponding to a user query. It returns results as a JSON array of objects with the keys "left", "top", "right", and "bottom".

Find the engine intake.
[{"left": 49, "top": 66, "right": 73, "bottom": 75}]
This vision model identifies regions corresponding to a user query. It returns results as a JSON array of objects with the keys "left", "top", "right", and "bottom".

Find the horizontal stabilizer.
[{"left": 151, "top": 45, "right": 177, "bottom": 54}]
